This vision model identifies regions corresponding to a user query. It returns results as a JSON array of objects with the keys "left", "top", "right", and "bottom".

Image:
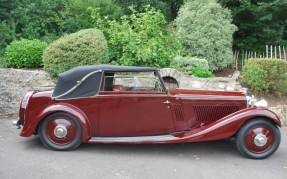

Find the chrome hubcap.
[
  {"left": 54, "top": 125, "right": 68, "bottom": 138},
  {"left": 254, "top": 133, "right": 268, "bottom": 147}
]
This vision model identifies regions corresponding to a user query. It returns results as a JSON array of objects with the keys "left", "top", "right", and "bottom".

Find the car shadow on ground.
[
  {"left": 81, "top": 139, "right": 240, "bottom": 158},
  {"left": 21, "top": 135, "right": 241, "bottom": 158}
]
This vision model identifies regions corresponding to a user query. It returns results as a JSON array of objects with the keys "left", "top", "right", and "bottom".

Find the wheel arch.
[
  {"left": 34, "top": 103, "right": 91, "bottom": 143},
  {"left": 175, "top": 108, "right": 282, "bottom": 143},
  {"left": 233, "top": 115, "right": 280, "bottom": 137}
]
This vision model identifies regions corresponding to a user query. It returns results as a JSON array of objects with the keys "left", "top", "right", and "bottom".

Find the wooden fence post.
[
  {"left": 266, "top": 45, "right": 268, "bottom": 58},
  {"left": 271, "top": 45, "right": 273, "bottom": 59},
  {"left": 274, "top": 46, "right": 277, "bottom": 59},
  {"left": 279, "top": 45, "right": 282, "bottom": 59},
  {"left": 236, "top": 51, "right": 239, "bottom": 70},
  {"left": 283, "top": 46, "right": 286, "bottom": 60},
  {"left": 242, "top": 51, "right": 244, "bottom": 66}
]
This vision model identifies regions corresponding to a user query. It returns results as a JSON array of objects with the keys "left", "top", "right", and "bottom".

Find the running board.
[{"left": 88, "top": 135, "right": 177, "bottom": 144}]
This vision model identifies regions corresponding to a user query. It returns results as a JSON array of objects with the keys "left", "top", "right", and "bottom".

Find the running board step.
[{"left": 88, "top": 135, "right": 177, "bottom": 144}]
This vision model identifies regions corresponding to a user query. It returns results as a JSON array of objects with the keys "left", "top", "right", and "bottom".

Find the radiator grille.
[
  {"left": 173, "top": 103, "right": 184, "bottom": 121},
  {"left": 193, "top": 105, "right": 240, "bottom": 121}
]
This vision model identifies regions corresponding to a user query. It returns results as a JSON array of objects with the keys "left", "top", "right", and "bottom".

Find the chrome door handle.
[{"left": 163, "top": 100, "right": 171, "bottom": 104}]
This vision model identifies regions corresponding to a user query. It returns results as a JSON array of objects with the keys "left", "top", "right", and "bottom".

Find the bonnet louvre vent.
[
  {"left": 173, "top": 103, "right": 184, "bottom": 121},
  {"left": 193, "top": 105, "right": 240, "bottom": 121}
]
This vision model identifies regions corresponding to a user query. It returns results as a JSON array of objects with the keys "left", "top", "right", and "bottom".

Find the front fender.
[
  {"left": 20, "top": 103, "right": 91, "bottom": 143},
  {"left": 174, "top": 107, "right": 281, "bottom": 142}
]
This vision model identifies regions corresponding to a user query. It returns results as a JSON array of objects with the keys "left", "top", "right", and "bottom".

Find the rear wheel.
[
  {"left": 39, "top": 112, "right": 82, "bottom": 151},
  {"left": 236, "top": 118, "right": 281, "bottom": 159}
]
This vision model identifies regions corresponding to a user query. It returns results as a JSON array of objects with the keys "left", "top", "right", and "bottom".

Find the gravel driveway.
[{"left": 0, "top": 119, "right": 286, "bottom": 179}]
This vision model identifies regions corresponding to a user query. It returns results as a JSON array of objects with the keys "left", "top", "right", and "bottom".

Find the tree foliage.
[
  {"left": 92, "top": 6, "right": 184, "bottom": 67},
  {"left": 115, "top": 0, "right": 184, "bottom": 22},
  {"left": 57, "top": 0, "right": 123, "bottom": 34},
  {"left": 0, "top": 0, "right": 123, "bottom": 53},
  {"left": 220, "top": 0, "right": 287, "bottom": 52},
  {"left": 175, "top": 0, "right": 237, "bottom": 71}
]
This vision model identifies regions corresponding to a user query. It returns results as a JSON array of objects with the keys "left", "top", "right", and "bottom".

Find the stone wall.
[
  {"left": 0, "top": 68, "right": 286, "bottom": 126},
  {"left": 269, "top": 105, "right": 287, "bottom": 126},
  {"left": 0, "top": 68, "right": 54, "bottom": 117},
  {"left": 160, "top": 68, "right": 243, "bottom": 91}
]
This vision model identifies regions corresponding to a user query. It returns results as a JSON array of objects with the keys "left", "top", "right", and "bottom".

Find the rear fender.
[
  {"left": 175, "top": 107, "right": 281, "bottom": 142},
  {"left": 20, "top": 103, "right": 91, "bottom": 143}
]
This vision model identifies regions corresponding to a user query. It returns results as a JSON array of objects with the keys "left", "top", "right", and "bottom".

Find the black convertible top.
[{"left": 52, "top": 64, "right": 158, "bottom": 99}]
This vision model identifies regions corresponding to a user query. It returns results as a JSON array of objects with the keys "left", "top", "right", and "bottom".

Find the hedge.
[{"left": 243, "top": 58, "right": 287, "bottom": 96}]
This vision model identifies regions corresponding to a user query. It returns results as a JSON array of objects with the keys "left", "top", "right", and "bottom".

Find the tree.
[
  {"left": 161, "top": 0, "right": 184, "bottom": 21},
  {"left": 0, "top": 0, "right": 124, "bottom": 54},
  {"left": 92, "top": 6, "right": 184, "bottom": 67},
  {"left": 174, "top": 0, "right": 237, "bottom": 71},
  {"left": 220, "top": 0, "right": 287, "bottom": 52},
  {"left": 115, "top": 0, "right": 184, "bottom": 22},
  {"left": 57, "top": 0, "right": 123, "bottom": 34},
  {"left": 115, "top": 0, "right": 170, "bottom": 20},
  {"left": 0, "top": 0, "right": 19, "bottom": 20}
]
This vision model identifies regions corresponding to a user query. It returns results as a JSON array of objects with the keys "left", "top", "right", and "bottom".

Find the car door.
[{"left": 97, "top": 72, "right": 175, "bottom": 137}]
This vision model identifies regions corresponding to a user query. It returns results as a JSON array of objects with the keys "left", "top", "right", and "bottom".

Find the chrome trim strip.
[
  {"left": 90, "top": 135, "right": 176, "bottom": 142},
  {"left": 52, "top": 95, "right": 99, "bottom": 101},
  {"left": 52, "top": 69, "right": 102, "bottom": 99}
]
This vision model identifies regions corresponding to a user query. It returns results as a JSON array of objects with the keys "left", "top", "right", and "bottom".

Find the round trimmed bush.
[
  {"left": 4, "top": 39, "right": 48, "bottom": 68},
  {"left": 192, "top": 67, "right": 214, "bottom": 78},
  {"left": 43, "top": 28, "right": 108, "bottom": 78},
  {"left": 172, "top": 56, "right": 209, "bottom": 75}
]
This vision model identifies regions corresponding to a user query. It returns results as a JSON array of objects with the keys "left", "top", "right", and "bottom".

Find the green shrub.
[
  {"left": 174, "top": 0, "right": 237, "bottom": 71},
  {"left": 4, "top": 39, "right": 47, "bottom": 68},
  {"left": 192, "top": 67, "right": 214, "bottom": 78},
  {"left": 42, "top": 28, "right": 108, "bottom": 78},
  {"left": 91, "top": 6, "right": 184, "bottom": 67},
  {"left": 243, "top": 58, "right": 287, "bottom": 96},
  {"left": 172, "top": 56, "right": 209, "bottom": 75}
]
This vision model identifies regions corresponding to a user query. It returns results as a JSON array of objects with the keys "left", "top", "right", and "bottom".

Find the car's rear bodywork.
[{"left": 15, "top": 65, "right": 281, "bottom": 158}]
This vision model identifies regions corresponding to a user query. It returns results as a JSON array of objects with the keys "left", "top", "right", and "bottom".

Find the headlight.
[
  {"left": 245, "top": 92, "right": 256, "bottom": 107},
  {"left": 254, "top": 99, "right": 268, "bottom": 108},
  {"left": 246, "top": 95, "right": 254, "bottom": 107},
  {"left": 243, "top": 88, "right": 267, "bottom": 108}
]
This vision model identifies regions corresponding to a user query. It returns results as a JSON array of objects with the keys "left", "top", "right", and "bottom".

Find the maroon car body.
[{"left": 15, "top": 65, "right": 281, "bottom": 159}]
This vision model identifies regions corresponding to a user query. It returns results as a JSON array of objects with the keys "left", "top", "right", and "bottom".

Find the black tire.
[
  {"left": 236, "top": 118, "right": 281, "bottom": 159},
  {"left": 39, "top": 112, "right": 82, "bottom": 151}
]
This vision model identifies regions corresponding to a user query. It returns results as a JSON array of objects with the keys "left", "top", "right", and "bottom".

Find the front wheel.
[
  {"left": 236, "top": 118, "right": 281, "bottom": 159},
  {"left": 39, "top": 112, "right": 82, "bottom": 151}
]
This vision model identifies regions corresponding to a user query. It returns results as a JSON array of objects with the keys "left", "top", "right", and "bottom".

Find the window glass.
[{"left": 103, "top": 72, "right": 163, "bottom": 92}]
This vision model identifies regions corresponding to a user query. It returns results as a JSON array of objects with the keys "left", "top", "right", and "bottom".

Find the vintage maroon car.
[{"left": 14, "top": 65, "right": 281, "bottom": 159}]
